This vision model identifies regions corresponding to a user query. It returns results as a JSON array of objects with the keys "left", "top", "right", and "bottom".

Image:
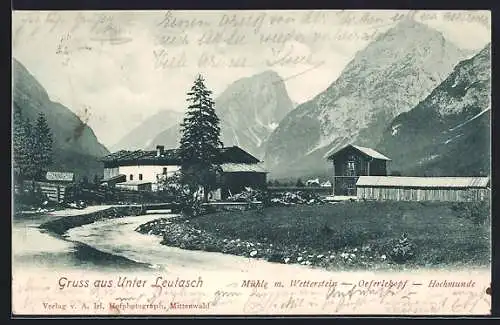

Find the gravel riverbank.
[
  {"left": 135, "top": 202, "right": 490, "bottom": 271},
  {"left": 135, "top": 216, "right": 394, "bottom": 270}
]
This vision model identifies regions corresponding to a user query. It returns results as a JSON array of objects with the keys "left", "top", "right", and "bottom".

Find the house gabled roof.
[
  {"left": 356, "top": 176, "right": 490, "bottom": 188},
  {"left": 101, "top": 148, "right": 181, "bottom": 165},
  {"left": 101, "top": 146, "right": 261, "bottom": 166},
  {"left": 326, "top": 144, "right": 391, "bottom": 161}
]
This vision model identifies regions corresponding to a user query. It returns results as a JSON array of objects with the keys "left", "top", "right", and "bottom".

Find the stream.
[{"left": 12, "top": 207, "right": 321, "bottom": 277}]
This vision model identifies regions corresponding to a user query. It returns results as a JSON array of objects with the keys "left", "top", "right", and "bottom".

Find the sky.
[{"left": 12, "top": 10, "right": 491, "bottom": 148}]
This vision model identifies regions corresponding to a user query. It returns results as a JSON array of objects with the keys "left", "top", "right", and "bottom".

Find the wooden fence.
[
  {"left": 357, "top": 186, "right": 490, "bottom": 202},
  {"left": 16, "top": 181, "right": 177, "bottom": 204},
  {"left": 20, "top": 181, "right": 69, "bottom": 202},
  {"left": 71, "top": 186, "right": 177, "bottom": 204}
]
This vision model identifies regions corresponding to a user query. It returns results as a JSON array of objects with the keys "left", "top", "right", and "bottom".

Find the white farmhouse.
[{"left": 101, "top": 145, "right": 268, "bottom": 198}]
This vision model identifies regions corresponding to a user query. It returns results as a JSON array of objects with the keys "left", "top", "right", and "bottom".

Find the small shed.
[
  {"left": 326, "top": 144, "right": 391, "bottom": 196},
  {"left": 27, "top": 171, "right": 76, "bottom": 202},
  {"left": 356, "top": 176, "right": 490, "bottom": 202},
  {"left": 115, "top": 181, "right": 153, "bottom": 192}
]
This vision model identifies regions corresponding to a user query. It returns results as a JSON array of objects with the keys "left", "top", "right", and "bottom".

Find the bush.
[
  {"left": 179, "top": 198, "right": 203, "bottom": 217},
  {"left": 453, "top": 200, "right": 490, "bottom": 225},
  {"left": 385, "top": 233, "right": 416, "bottom": 264},
  {"left": 452, "top": 193, "right": 490, "bottom": 225}
]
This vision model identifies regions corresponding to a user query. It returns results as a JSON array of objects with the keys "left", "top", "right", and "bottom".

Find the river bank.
[
  {"left": 13, "top": 205, "right": 323, "bottom": 275},
  {"left": 12, "top": 205, "right": 152, "bottom": 272},
  {"left": 135, "top": 201, "right": 490, "bottom": 271},
  {"left": 38, "top": 205, "right": 145, "bottom": 235}
]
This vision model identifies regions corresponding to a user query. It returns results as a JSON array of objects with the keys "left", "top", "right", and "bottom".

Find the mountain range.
[
  {"left": 377, "top": 43, "right": 491, "bottom": 177},
  {"left": 264, "top": 19, "right": 473, "bottom": 180},
  {"left": 143, "top": 70, "right": 294, "bottom": 158},
  {"left": 110, "top": 110, "right": 183, "bottom": 152},
  {"left": 13, "top": 58, "right": 109, "bottom": 180},
  {"left": 13, "top": 18, "right": 490, "bottom": 182}
]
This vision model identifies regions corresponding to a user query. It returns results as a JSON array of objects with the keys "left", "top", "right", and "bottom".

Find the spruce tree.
[
  {"left": 13, "top": 105, "right": 28, "bottom": 180},
  {"left": 33, "top": 112, "right": 53, "bottom": 179},
  {"left": 179, "top": 74, "right": 223, "bottom": 202},
  {"left": 23, "top": 117, "right": 38, "bottom": 180},
  {"left": 13, "top": 105, "right": 38, "bottom": 180}
]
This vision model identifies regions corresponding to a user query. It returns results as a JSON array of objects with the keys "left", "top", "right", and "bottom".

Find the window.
[
  {"left": 139, "top": 174, "right": 143, "bottom": 181},
  {"left": 346, "top": 156, "right": 356, "bottom": 176},
  {"left": 129, "top": 174, "right": 133, "bottom": 181},
  {"left": 163, "top": 167, "right": 168, "bottom": 175}
]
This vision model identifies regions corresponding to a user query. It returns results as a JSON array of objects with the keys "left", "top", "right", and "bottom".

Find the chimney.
[{"left": 156, "top": 145, "right": 164, "bottom": 157}]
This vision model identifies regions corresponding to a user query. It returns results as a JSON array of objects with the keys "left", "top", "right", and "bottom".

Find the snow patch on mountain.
[
  {"left": 391, "top": 124, "right": 402, "bottom": 136},
  {"left": 444, "top": 133, "right": 463, "bottom": 144},
  {"left": 268, "top": 122, "right": 279, "bottom": 131},
  {"left": 377, "top": 43, "right": 491, "bottom": 177},
  {"left": 418, "top": 154, "right": 440, "bottom": 165},
  {"left": 265, "top": 19, "right": 468, "bottom": 178}
]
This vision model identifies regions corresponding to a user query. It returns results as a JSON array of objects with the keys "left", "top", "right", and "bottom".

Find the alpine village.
[{"left": 13, "top": 17, "right": 490, "bottom": 271}]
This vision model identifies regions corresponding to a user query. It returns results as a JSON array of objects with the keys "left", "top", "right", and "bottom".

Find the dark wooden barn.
[
  {"left": 218, "top": 162, "right": 267, "bottom": 198},
  {"left": 215, "top": 146, "right": 268, "bottom": 199},
  {"left": 326, "top": 144, "right": 391, "bottom": 196}
]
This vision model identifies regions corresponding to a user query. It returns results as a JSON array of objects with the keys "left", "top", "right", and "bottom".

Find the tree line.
[{"left": 13, "top": 105, "right": 54, "bottom": 181}]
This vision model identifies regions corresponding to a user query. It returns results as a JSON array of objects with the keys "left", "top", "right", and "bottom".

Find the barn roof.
[
  {"left": 219, "top": 147, "right": 261, "bottom": 164},
  {"left": 326, "top": 144, "right": 391, "bottom": 161},
  {"left": 356, "top": 176, "right": 490, "bottom": 188},
  {"left": 220, "top": 163, "right": 268, "bottom": 173},
  {"left": 101, "top": 146, "right": 260, "bottom": 166}
]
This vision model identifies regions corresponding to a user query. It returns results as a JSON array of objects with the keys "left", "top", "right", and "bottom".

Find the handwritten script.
[
  {"left": 11, "top": 273, "right": 491, "bottom": 315},
  {"left": 12, "top": 10, "right": 490, "bottom": 70}
]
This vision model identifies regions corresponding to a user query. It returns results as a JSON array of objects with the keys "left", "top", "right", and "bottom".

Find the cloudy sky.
[{"left": 12, "top": 10, "right": 491, "bottom": 148}]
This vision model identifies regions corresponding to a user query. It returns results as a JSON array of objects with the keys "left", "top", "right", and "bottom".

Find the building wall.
[
  {"left": 104, "top": 167, "right": 119, "bottom": 180},
  {"left": 370, "top": 160, "right": 387, "bottom": 176},
  {"left": 117, "top": 165, "right": 181, "bottom": 183},
  {"left": 104, "top": 164, "right": 267, "bottom": 197},
  {"left": 357, "top": 186, "right": 490, "bottom": 202},
  {"left": 331, "top": 147, "right": 387, "bottom": 196}
]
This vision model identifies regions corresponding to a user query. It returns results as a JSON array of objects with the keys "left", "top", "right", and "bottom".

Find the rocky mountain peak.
[
  {"left": 377, "top": 44, "right": 491, "bottom": 177},
  {"left": 145, "top": 70, "right": 294, "bottom": 158},
  {"left": 264, "top": 20, "right": 470, "bottom": 179},
  {"left": 215, "top": 70, "right": 294, "bottom": 157},
  {"left": 13, "top": 58, "right": 109, "bottom": 179}
]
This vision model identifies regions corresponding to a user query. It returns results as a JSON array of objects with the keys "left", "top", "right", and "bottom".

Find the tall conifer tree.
[
  {"left": 179, "top": 75, "right": 223, "bottom": 201},
  {"left": 33, "top": 112, "right": 53, "bottom": 179},
  {"left": 13, "top": 105, "right": 29, "bottom": 181}
]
